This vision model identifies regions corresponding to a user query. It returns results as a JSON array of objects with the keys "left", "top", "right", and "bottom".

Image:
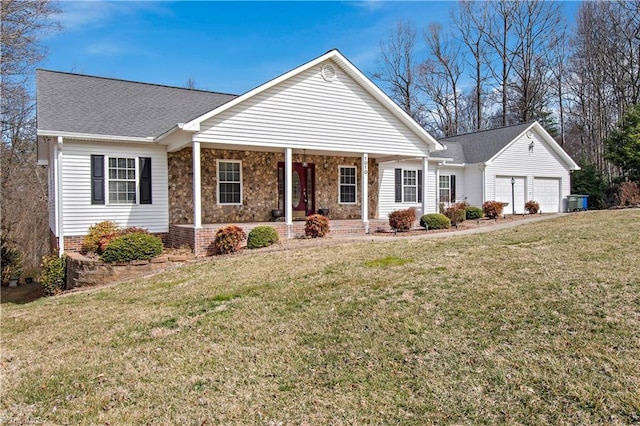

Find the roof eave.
[{"left": 37, "top": 130, "right": 155, "bottom": 143}]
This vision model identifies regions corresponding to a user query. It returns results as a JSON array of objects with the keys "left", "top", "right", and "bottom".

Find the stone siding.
[{"left": 168, "top": 148, "right": 379, "bottom": 224}]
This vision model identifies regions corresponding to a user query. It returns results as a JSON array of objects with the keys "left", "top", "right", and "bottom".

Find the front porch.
[{"left": 170, "top": 219, "right": 391, "bottom": 256}]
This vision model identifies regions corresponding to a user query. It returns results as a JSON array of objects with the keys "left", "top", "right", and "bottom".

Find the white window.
[
  {"left": 108, "top": 157, "right": 136, "bottom": 204},
  {"left": 403, "top": 170, "right": 417, "bottom": 203},
  {"left": 217, "top": 160, "right": 242, "bottom": 205},
  {"left": 339, "top": 166, "right": 357, "bottom": 204},
  {"left": 439, "top": 175, "right": 453, "bottom": 204}
]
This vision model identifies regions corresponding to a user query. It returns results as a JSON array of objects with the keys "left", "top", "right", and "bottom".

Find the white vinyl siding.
[
  {"left": 48, "top": 140, "right": 57, "bottom": 234},
  {"left": 217, "top": 160, "right": 242, "bottom": 205},
  {"left": 59, "top": 140, "right": 168, "bottom": 236},
  {"left": 195, "top": 61, "right": 431, "bottom": 157},
  {"left": 485, "top": 129, "right": 571, "bottom": 212},
  {"left": 339, "top": 166, "right": 357, "bottom": 204},
  {"left": 495, "top": 176, "right": 527, "bottom": 214},
  {"left": 378, "top": 161, "right": 435, "bottom": 218}
]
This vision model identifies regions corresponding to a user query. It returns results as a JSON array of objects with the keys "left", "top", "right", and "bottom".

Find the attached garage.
[
  {"left": 533, "top": 177, "right": 561, "bottom": 213},
  {"left": 495, "top": 176, "right": 526, "bottom": 214}
]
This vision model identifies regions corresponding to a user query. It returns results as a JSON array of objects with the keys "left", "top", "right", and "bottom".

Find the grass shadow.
[{"left": 1, "top": 282, "right": 45, "bottom": 304}]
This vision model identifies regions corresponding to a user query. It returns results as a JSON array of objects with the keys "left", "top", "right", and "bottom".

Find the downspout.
[{"left": 56, "top": 136, "right": 64, "bottom": 255}]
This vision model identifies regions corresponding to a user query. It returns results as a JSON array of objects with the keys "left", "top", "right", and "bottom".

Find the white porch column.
[
  {"left": 361, "top": 153, "right": 369, "bottom": 233},
  {"left": 56, "top": 137, "right": 64, "bottom": 255},
  {"left": 285, "top": 148, "right": 293, "bottom": 231},
  {"left": 192, "top": 140, "right": 202, "bottom": 228},
  {"left": 422, "top": 156, "right": 429, "bottom": 216}
]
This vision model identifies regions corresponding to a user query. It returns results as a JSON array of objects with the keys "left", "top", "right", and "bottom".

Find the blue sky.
[{"left": 42, "top": 1, "right": 580, "bottom": 95}]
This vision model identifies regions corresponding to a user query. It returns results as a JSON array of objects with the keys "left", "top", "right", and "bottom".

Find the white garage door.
[
  {"left": 533, "top": 178, "right": 560, "bottom": 213},
  {"left": 495, "top": 176, "right": 526, "bottom": 214}
]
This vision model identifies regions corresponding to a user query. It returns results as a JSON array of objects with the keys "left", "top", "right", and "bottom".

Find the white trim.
[
  {"left": 193, "top": 141, "right": 202, "bottom": 228},
  {"left": 216, "top": 159, "right": 243, "bottom": 205},
  {"left": 38, "top": 130, "right": 154, "bottom": 143},
  {"left": 285, "top": 148, "right": 293, "bottom": 226},
  {"left": 106, "top": 156, "right": 139, "bottom": 205},
  {"left": 338, "top": 165, "right": 357, "bottom": 205},
  {"left": 55, "top": 137, "right": 64, "bottom": 254},
  {"left": 438, "top": 174, "right": 452, "bottom": 204},
  {"left": 401, "top": 168, "right": 419, "bottom": 203},
  {"left": 361, "top": 153, "right": 369, "bottom": 226}
]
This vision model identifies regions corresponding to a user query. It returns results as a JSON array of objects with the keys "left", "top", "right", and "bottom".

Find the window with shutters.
[
  {"left": 339, "top": 166, "right": 357, "bottom": 204},
  {"left": 217, "top": 160, "right": 242, "bottom": 205},
  {"left": 108, "top": 157, "right": 137, "bottom": 204},
  {"left": 403, "top": 170, "right": 417, "bottom": 202},
  {"left": 439, "top": 175, "right": 456, "bottom": 204}
]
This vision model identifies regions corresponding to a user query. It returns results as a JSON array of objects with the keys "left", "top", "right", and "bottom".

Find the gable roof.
[
  {"left": 36, "top": 69, "right": 237, "bottom": 139},
  {"left": 434, "top": 122, "right": 533, "bottom": 164},
  {"left": 433, "top": 122, "right": 579, "bottom": 170},
  {"left": 179, "top": 49, "right": 443, "bottom": 153}
]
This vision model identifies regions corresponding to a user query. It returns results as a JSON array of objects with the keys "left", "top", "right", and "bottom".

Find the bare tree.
[
  {"left": 453, "top": 0, "right": 490, "bottom": 131},
  {"left": 1, "top": 0, "right": 60, "bottom": 269},
  {"left": 372, "top": 21, "right": 425, "bottom": 125},
  {"left": 183, "top": 77, "right": 198, "bottom": 89},
  {"left": 419, "top": 23, "right": 464, "bottom": 136}
]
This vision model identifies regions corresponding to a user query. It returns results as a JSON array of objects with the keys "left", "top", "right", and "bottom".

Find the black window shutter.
[
  {"left": 418, "top": 170, "right": 423, "bottom": 203},
  {"left": 91, "top": 155, "right": 105, "bottom": 205},
  {"left": 451, "top": 175, "right": 456, "bottom": 203},
  {"left": 394, "top": 168, "right": 402, "bottom": 202},
  {"left": 139, "top": 157, "right": 152, "bottom": 204}
]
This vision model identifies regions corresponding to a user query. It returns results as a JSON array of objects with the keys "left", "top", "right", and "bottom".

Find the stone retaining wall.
[{"left": 65, "top": 252, "right": 188, "bottom": 289}]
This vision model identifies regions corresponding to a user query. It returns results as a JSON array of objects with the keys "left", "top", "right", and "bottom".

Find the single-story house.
[{"left": 36, "top": 49, "right": 579, "bottom": 256}]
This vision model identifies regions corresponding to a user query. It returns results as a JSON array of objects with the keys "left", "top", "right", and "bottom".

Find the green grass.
[{"left": 2, "top": 210, "right": 640, "bottom": 424}]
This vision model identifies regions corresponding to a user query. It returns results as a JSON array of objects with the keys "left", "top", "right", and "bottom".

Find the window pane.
[{"left": 404, "top": 187, "right": 417, "bottom": 202}]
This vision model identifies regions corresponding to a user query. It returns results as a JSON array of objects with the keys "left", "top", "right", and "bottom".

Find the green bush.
[
  {"left": 420, "top": 213, "right": 451, "bottom": 230},
  {"left": 466, "top": 206, "right": 484, "bottom": 220},
  {"left": 305, "top": 214, "right": 330, "bottom": 238},
  {"left": 40, "top": 253, "right": 67, "bottom": 296},
  {"left": 247, "top": 226, "right": 279, "bottom": 249},
  {"left": 482, "top": 201, "right": 505, "bottom": 219},
  {"left": 100, "top": 232, "right": 163, "bottom": 262},
  {"left": 525, "top": 200, "right": 540, "bottom": 214},
  {"left": 388, "top": 208, "right": 416, "bottom": 232},
  {"left": 213, "top": 225, "right": 247, "bottom": 255},
  {"left": 1, "top": 237, "right": 23, "bottom": 285},
  {"left": 444, "top": 204, "right": 466, "bottom": 225},
  {"left": 83, "top": 221, "right": 120, "bottom": 253}
]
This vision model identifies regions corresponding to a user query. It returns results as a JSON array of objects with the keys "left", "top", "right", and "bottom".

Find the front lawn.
[{"left": 1, "top": 210, "right": 639, "bottom": 424}]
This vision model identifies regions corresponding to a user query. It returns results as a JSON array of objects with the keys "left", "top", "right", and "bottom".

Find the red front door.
[{"left": 278, "top": 162, "right": 315, "bottom": 218}]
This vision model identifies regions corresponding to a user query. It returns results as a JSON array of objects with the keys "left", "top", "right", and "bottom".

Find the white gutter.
[{"left": 55, "top": 137, "right": 64, "bottom": 255}]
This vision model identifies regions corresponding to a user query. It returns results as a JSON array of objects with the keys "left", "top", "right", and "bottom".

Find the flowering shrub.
[
  {"left": 388, "top": 208, "right": 416, "bottom": 232},
  {"left": 83, "top": 221, "right": 120, "bottom": 253},
  {"left": 482, "top": 201, "right": 505, "bottom": 219},
  {"left": 305, "top": 214, "right": 330, "bottom": 238},
  {"left": 444, "top": 204, "right": 466, "bottom": 225},
  {"left": 213, "top": 225, "right": 246, "bottom": 255},
  {"left": 525, "top": 200, "right": 540, "bottom": 214},
  {"left": 420, "top": 214, "right": 451, "bottom": 230}
]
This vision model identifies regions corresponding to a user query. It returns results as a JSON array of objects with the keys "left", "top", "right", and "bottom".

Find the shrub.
[
  {"left": 466, "top": 206, "right": 484, "bottom": 220},
  {"left": 247, "top": 226, "right": 279, "bottom": 249},
  {"left": 483, "top": 201, "right": 505, "bottom": 219},
  {"left": 40, "top": 253, "right": 67, "bottom": 296},
  {"left": 444, "top": 204, "right": 466, "bottom": 226},
  {"left": 101, "top": 232, "right": 163, "bottom": 262},
  {"left": 388, "top": 208, "right": 416, "bottom": 232},
  {"left": 619, "top": 181, "right": 640, "bottom": 206},
  {"left": 420, "top": 213, "right": 451, "bottom": 230},
  {"left": 305, "top": 214, "right": 330, "bottom": 238},
  {"left": 525, "top": 200, "right": 540, "bottom": 214},
  {"left": 1, "top": 237, "right": 23, "bottom": 285},
  {"left": 83, "top": 221, "right": 120, "bottom": 253},
  {"left": 213, "top": 225, "right": 246, "bottom": 254}
]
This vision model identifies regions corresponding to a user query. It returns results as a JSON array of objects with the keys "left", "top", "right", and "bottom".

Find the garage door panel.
[
  {"left": 495, "top": 176, "right": 526, "bottom": 214},
  {"left": 533, "top": 178, "right": 560, "bottom": 213}
]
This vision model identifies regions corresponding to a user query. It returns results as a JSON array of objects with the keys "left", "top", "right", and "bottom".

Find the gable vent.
[{"left": 321, "top": 64, "right": 337, "bottom": 81}]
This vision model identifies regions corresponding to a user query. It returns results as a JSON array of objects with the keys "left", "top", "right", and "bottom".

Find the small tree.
[
  {"left": 605, "top": 105, "right": 640, "bottom": 182},
  {"left": 571, "top": 162, "right": 609, "bottom": 210}
]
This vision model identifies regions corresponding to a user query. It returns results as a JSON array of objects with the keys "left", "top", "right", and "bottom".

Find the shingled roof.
[
  {"left": 36, "top": 70, "right": 238, "bottom": 139},
  {"left": 433, "top": 122, "right": 534, "bottom": 164}
]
